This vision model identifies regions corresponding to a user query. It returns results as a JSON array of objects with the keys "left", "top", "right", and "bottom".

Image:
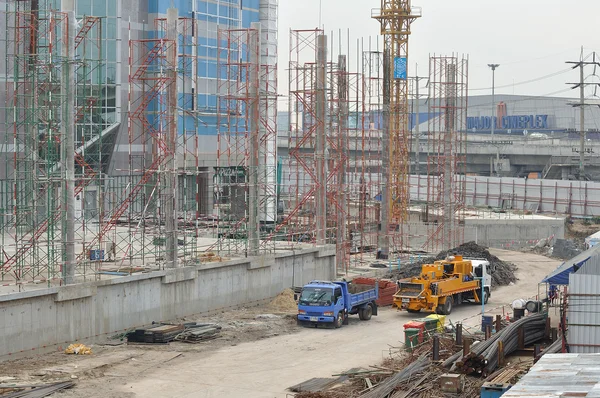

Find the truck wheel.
[
  {"left": 441, "top": 296, "right": 453, "bottom": 315},
  {"left": 484, "top": 288, "right": 490, "bottom": 304},
  {"left": 335, "top": 312, "right": 343, "bottom": 328},
  {"left": 359, "top": 305, "right": 373, "bottom": 321}
]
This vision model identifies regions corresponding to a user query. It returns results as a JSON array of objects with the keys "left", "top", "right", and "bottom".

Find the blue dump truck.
[{"left": 297, "top": 280, "right": 379, "bottom": 328}]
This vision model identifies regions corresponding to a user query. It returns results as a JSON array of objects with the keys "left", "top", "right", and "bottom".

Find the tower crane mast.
[{"left": 373, "top": 1, "right": 421, "bottom": 257}]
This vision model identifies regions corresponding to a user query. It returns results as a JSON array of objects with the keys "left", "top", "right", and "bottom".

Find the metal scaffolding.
[
  {"left": 214, "top": 24, "right": 278, "bottom": 256},
  {"left": 425, "top": 55, "right": 468, "bottom": 252},
  {"left": 1, "top": 0, "right": 109, "bottom": 285}
]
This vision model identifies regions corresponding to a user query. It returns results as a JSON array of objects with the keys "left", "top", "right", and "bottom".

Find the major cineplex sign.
[{"left": 467, "top": 114, "right": 549, "bottom": 131}]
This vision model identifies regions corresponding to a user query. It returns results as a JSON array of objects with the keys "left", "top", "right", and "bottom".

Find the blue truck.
[{"left": 297, "top": 280, "right": 379, "bottom": 328}]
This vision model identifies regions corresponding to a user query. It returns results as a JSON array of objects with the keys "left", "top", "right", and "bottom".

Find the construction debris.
[
  {"left": 64, "top": 344, "right": 92, "bottom": 355},
  {"left": 175, "top": 324, "right": 222, "bottom": 343},
  {"left": 357, "top": 356, "right": 429, "bottom": 398},
  {"left": 0, "top": 381, "right": 75, "bottom": 398},
  {"left": 437, "top": 242, "right": 518, "bottom": 287},
  {"left": 552, "top": 238, "right": 581, "bottom": 259},
  {"left": 289, "top": 375, "right": 351, "bottom": 393},
  {"left": 383, "top": 258, "right": 436, "bottom": 280},
  {"left": 384, "top": 242, "right": 518, "bottom": 287},
  {"left": 127, "top": 324, "right": 185, "bottom": 344},
  {"left": 126, "top": 322, "right": 222, "bottom": 344}
]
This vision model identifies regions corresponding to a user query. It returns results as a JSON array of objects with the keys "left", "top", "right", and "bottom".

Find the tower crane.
[{"left": 372, "top": 1, "right": 421, "bottom": 257}]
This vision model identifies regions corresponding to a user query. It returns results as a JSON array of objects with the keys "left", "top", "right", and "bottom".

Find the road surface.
[{"left": 95, "top": 249, "right": 558, "bottom": 398}]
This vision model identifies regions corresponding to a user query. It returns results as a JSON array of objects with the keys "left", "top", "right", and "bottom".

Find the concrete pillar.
[
  {"left": 379, "top": 50, "right": 391, "bottom": 259},
  {"left": 248, "top": 22, "right": 261, "bottom": 255},
  {"left": 336, "top": 54, "right": 348, "bottom": 271},
  {"left": 443, "top": 63, "right": 456, "bottom": 249},
  {"left": 315, "top": 34, "right": 327, "bottom": 246},
  {"left": 258, "top": 0, "right": 278, "bottom": 226},
  {"left": 61, "top": 0, "right": 76, "bottom": 284},
  {"left": 165, "top": 8, "right": 179, "bottom": 268}
]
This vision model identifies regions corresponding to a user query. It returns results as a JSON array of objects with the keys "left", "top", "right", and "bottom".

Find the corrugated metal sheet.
[
  {"left": 544, "top": 244, "right": 600, "bottom": 284},
  {"left": 568, "top": 273, "right": 600, "bottom": 353},
  {"left": 503, "top": 353, "right": 600, "bottom": 397},
  {"left": 578, "top": 249, "right": 600, "bottom": 275}
]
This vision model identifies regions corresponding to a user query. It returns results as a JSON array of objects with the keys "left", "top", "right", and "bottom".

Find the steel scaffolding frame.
[
  {"left": 424, "top": 55, "right": 468, "bottom": 252},
  {"left": 1, "top": 0, "right": 108, "bottom": 285},
  {"left": 213, "top": 25, "right": 278, "bottom": 256},
  {"left": 77, "top": 36, "right": 177, "bottom": 270},
  {"left": 270, "top": 29, "right": 326, "bottom": 246}
]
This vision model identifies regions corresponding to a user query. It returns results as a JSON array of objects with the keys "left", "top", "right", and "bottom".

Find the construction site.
[{"left": 0, "top": 0, "right": 599, "bottom": 397}]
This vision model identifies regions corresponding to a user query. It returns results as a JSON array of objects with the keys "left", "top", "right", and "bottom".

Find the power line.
[{"left": 469, "top": 68, "right": 572, "bottom": 91}]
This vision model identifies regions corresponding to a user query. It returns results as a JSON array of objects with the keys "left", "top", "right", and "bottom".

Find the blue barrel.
[{"left": 481, "top": 315, "right": 493, "bottom": 332}]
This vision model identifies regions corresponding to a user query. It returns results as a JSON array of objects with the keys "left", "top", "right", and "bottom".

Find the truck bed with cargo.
[{"left": 297, "top": 280, "right": 378, "bottom": 328}]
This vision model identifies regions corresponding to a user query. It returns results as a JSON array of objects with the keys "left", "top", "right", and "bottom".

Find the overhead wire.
[{"left": 469, "top": 67, "right": 573, "bottom": 91}]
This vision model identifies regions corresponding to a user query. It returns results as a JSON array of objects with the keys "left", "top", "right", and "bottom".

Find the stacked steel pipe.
[{"left": 444, "top": 313, "right": 547, "bottom": 377}]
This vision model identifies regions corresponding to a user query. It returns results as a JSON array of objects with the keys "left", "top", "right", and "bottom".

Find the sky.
[{"left": 277, "top": 0, "right": 600, "bottom": 102}]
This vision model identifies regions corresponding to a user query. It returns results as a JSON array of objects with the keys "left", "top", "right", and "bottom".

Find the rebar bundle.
[{"left": 445, "top": 313, "right": 547, "bottom": 377}]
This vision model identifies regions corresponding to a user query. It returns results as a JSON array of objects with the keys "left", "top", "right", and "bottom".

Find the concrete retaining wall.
[
  {"left": 464, "top": 219, "right": 564, "bottom": 250},
  {"left": 410, "top": 175, "right": 600, "bottom": 217},
  {"left": 0, "top": 246, "right": 335, "bottom": 359},
  {"left": 408, "top": 220, "right": 563, "bottom": 251}
]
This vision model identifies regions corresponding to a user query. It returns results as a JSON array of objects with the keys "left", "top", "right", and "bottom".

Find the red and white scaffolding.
[
  {"left": 215, "top": 25, "right": 278, "bottom": 255},
  {"left": 425, "top": 55, "right": 468, "bottom": 252}
]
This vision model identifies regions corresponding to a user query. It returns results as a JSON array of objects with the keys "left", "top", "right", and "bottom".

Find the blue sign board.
[
  {"left": 394, "top": 57, "right": 407, "bottom": 80},
  {"left": 89, "top": 249, "right": 105, "bottom": 261},
  {"left": 467, "top": 114, "right": 549, "bottom": 131}
]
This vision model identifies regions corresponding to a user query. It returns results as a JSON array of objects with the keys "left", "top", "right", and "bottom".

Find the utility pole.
[{"left": 567, "top": 49, "right": 600, "bottom": 181}]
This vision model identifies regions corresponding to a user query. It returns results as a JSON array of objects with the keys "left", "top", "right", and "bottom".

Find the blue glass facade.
[{"left": 149, "top": 0, "right": 261, "bottom": 136}]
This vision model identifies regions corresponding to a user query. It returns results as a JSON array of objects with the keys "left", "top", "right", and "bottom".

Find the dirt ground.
[
  {"left": 0, "top": 306, "right": 299, "bottom": 397},
  {"left": 0, "top": 250, "right": 562, "bottom": 398}
]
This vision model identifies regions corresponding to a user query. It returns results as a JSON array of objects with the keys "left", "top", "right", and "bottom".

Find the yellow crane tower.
[{"left": 372, "top": 1, "right": 421, "bottom": 258}]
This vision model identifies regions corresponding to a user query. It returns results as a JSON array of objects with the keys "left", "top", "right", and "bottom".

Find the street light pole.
[{"left": 488, "top": 64, "right": 500, "bottom": 136}]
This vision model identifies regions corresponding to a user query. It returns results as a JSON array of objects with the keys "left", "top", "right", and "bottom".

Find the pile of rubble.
[
  {"left": 293, "top": 335, "right": 484, "bottom": 398},
  {"left": 383, "top": 242, "right": 518, "bottom": 287}
]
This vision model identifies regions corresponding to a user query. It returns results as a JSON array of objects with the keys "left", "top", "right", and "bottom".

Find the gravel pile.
[{"left": 383, "top": 242, "right": 518, "bottom": 287}]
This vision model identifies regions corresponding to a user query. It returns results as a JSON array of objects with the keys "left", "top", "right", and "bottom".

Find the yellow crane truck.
[{"left": 393, "top": 255, "right": 491, "bottom": 315}]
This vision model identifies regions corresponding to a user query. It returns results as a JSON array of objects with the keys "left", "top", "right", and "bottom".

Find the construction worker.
[{"left": 549, "top": 284, "right": 558, "bottom": 305}]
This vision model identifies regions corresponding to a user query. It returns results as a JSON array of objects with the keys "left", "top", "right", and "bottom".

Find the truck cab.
[
  {"left": 297, "top": 280, "right": 378, "bottom": 328},
  {"left": 469, "top": 258, "right": 492, "bottom": 302}
]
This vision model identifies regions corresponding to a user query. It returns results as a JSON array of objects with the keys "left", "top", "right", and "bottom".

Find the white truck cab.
[{"left": 467, "top": 258, "right": 492, "bottom": 300}]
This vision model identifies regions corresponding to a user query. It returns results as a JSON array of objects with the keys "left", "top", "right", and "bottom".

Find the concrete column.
[
  {"left": 336, "top": 54, "right": 348, "bottom": 271},
  {"left": 165, "top": 8, "right": 179, "bottom": 268},
  {"left": 258, "top": 0, "right": 278, "bottom": 225},
  {"left": 61, "top": 0, "right": 76, "bottom": 284},
  {"left": 315, "top": 34, "right": 327, "bottom": 246},
  {"left": 443, "top": 63, "right": 456, "bottom": 249},
  {"left": 379, "top": 50, "right": 390, "bottom": 259},
  {"left": 248, "top": 22, "right": 261, "bottom": 255}
]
